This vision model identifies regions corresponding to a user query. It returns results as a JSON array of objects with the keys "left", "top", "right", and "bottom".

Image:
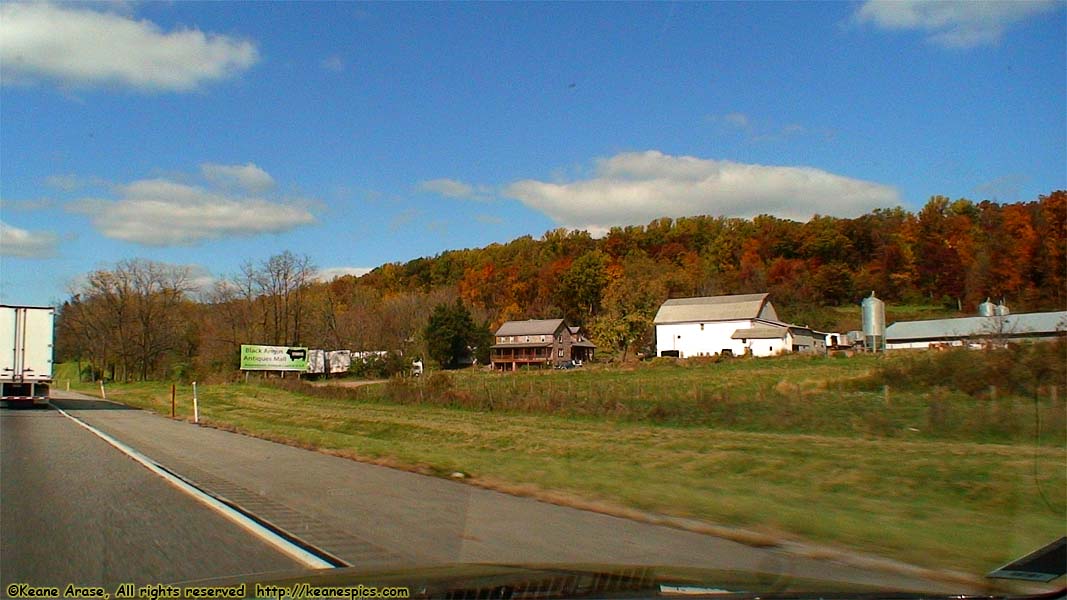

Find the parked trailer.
[{"left": 1, "top": 305, "right": 55, "bottom": 406}]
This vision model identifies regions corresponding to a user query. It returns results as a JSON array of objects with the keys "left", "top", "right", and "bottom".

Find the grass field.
[{"left": 52, "top": 353, "right": 1067, "bottom": 578}]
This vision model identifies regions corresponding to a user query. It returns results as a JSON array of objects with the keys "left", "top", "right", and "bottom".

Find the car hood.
[{"left": 174, "top": 562, "right": 1064, "bottom": 599}]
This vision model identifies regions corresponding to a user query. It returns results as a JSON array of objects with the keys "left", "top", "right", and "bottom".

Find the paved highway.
[
  {"left": 25, "top": 391, "right": 967, "bottom": 594},
  {"left": 0, "top": 404, "right": 303, "bottom": 589}
]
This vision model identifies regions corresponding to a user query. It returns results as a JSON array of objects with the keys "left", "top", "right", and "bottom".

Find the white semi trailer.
[{"left": 1, "top": 305, "right": 55, "bottom": 406}]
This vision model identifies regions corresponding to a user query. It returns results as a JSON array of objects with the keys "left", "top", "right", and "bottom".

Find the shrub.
[{"left": 863, "top": 340, "right": 1066, "bottom": 398}]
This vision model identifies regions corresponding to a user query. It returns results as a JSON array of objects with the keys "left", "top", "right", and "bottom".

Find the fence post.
[
  {"left": 170, "top": 383, "right": 176, "bottom": 418},
  {"left": 883, "top": 384, "right": 890, "bottom": 406}
]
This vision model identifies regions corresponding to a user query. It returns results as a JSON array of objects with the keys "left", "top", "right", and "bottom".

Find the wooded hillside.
[{"left": 56, "top": 192, "right": 1066, "bottom": 379}]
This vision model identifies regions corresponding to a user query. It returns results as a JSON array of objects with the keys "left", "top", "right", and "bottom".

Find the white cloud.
[
  {"left": 201, "top": 162, "right": 275, "bottom": 192},
  {"left": 0, "top": 221, "right": 59, "bottom": 258},
  {"left": 418, "top": 178, "right": 475, "bottom": 198},
  {"left": 723, "top": 112, "right": 750, "bottom": 128},
  {"left": 315, "top": 267, "right": 372, "bottom": 281},
  {"left": 0, "top": 197, "right": 53, "bottom": 211},
  {"left": 68, "top": 177, "right": 315, "bottom": 246},
  {"left": 854, "top": 0, "right": 1060, "bottom": 48},
  {"left": 321, "top": 55, "right": 345, "bottom": 72},
  {"left": 709, "top": 113, "right": 830, "bottom": 143},
  {"left": 0, "top": 2, "right": 259, "bottom": 91},
  {"left": 504, "top": 150, "right": 900, "bottom": 235},
  {"left": 974, "top": 174, "right": 1027, "bottom": 201},
  {"left": 178, "top": 264, "right": 218, "bottom": 298},
  {"left": 44, "top": 174, "right": 81, "bottom": 191},
  {"left": 417, "top": 178, "right": 495, "bottom": 201}
]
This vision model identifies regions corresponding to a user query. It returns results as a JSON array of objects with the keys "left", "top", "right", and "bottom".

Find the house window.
[
  {"left": 558, "top": 348, "right": 564, "bottom": 358},
  {"left": 557, "top": 335, "right": 562, "bottom": 343}
]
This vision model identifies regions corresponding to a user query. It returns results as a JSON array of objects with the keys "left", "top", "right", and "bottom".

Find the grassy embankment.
[{"left": 53, "top": 349, "right": 1067, "bottom": 578}]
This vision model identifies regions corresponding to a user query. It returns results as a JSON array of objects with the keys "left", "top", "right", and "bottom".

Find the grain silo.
[
  {"left": 995, "top": 300, "right": 1010, "bottom": 316},
  {"left": 978, "top": 298, "right": 996, "bottom": 317},
  {"left": 861, "top": 291, "right": 886, "bottom": 352}
]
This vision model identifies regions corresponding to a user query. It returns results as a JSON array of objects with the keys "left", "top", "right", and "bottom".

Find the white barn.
[{"left": 654, "top": 293, "right": 814, "bottom": 358}]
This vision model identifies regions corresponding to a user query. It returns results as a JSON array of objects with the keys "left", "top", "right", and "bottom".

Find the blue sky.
[{"left": 1, "top": 1, "right": 1064, "bottom": 306}]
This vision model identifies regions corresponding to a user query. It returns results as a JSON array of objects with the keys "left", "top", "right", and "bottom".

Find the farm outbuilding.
[
  {"left": 885, "top": 311, "right": 1067, "bottom": 350},
  {"left": 654, "top": 293, "right": 823, "bottom": 358}
]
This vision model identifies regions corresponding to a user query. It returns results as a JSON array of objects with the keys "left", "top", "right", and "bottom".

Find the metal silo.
[
  {"left": 995, "top": 301, "right": 1010, "bottom": 316},
  {"left": 978, "top": 298, "right": 996, "bottom": 317},
  {"left": 861, "top": 291, "right": 886, "bottom": 352}
]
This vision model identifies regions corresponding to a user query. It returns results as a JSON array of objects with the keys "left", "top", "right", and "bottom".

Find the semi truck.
[{"left": 1, "top": 305, "right": 55, "bottom": 406}]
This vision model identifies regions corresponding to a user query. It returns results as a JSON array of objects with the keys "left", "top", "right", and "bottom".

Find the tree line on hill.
[{"left": 55, "top": 192, "right": 1066, "bottom": 381}]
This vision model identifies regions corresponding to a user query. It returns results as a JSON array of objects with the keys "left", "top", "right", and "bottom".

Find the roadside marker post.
[
  {"left": 192, "top": 381, "right": 200, "bottom": 424},
  {"left": 99, "top": 380, "right": 106, "bottom": 400},
  {"left": 171, "top": 383, "right": 176, "bottom": 418}
]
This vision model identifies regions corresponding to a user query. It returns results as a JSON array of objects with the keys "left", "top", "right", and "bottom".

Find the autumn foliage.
[{"left": 57, "top": 192, "right": 1067, "bottom": 378}]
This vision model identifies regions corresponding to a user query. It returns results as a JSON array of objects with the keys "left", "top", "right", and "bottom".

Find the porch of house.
[{"left": 490, "top": 345, "right": 553, "bottom": 371}]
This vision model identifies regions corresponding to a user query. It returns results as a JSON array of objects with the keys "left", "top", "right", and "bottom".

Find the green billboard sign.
[{"left": 240, "top": 344, "right": 309, "bottom": 371}]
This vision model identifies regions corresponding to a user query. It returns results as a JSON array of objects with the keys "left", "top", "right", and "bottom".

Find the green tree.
[
  {"left": 424, "top": 299, "right": 486, "bottom": 369},
  {"left": 557, "top": 250, "right": 609, "bottom": 321}
]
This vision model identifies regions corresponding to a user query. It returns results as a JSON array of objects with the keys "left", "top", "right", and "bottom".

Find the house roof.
[
  {"left": 731, "top": 325, "right": 789, "bottom": 340},
  {"left": 495, "top": 318, "right": 566, "bottom": 337},
  {"left": 654, "top": 293, "right": 777, "bottom": 324},
  {"left": 885, "top": 311, "right": 1067, "bottom": 342}
]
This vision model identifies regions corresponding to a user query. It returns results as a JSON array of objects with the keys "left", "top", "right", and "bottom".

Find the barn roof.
[
  {"left": 654, "top": 293, "right": 777, "bottom": 324},
  {"left": 885, "top": 311, "right": 1067, "bottom": 342},
  {"left": 495, "top": 319, "right": 566, "bottom": 337},
  {"left": 731, "top": 325, "right": 788, "bottom": 340}
]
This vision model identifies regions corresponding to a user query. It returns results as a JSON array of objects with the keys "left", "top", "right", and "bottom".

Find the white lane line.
[{"left": 54, "top": 405, "right": 334, "bottom": 570}]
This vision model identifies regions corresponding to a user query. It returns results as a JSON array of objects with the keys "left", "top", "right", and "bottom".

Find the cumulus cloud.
[
  {"left": 315, "top": 267, "right": 372, "bottom": 281},
  {"left": 854, "top": 0, "right": 1060, "bottom": 48},
  {"left": 504, "top": 150, "right": 899, "bottom": 235},
  {"left": 0, "top": 221, "right": 59, "bottom": 258},
  {"left": 0, "top": 2, "right": 259, "bottom": 91},
  {"left": 201, "top": 162, "right": 275, "bottom": 192},
  {"left": 67, "top": 175, "right": 315, "bottom": 246}
]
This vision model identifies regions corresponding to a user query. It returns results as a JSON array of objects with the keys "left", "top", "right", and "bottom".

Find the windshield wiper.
[{"left": 987, "top": 537, "right": 1066, "bottom": 584}]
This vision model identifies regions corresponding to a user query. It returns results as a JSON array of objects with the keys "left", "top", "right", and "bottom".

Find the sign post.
[{"left": 192, "top": 381, "right": 199, "bottom": 424}]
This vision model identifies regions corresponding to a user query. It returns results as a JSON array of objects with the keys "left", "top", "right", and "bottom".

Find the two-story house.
[{"left": 490, "top": 319, "right": 595, "bottom": 371}]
